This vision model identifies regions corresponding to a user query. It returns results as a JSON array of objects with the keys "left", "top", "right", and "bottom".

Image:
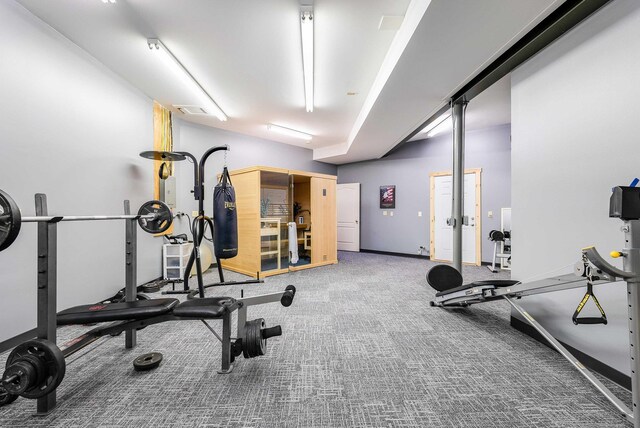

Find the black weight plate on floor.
[
  {"left": 133, "top": 352, "right": 163, "bottom": 371},
  {"left": 6, "top": 339, "right": 65, "bottom": 399},
  {"left": 0, "top": 385, "right": 18, "bottom": 406},
  {"left": 0, "top": 189, "right": 21, "bottom": 252},
  {"left": 138, "top": 200, "right": 173, "bottom": 234},
  {"left": 426, "top": 264, "right": 463, "bottom": 291}
]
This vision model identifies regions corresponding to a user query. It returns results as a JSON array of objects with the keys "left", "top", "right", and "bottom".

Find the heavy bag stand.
[{"left": 140, "top": 146, "right": 262, "bottom": 298}]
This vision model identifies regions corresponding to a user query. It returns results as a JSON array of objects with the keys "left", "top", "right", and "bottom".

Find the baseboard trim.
[
  {"left": 359, "top": 249, "right": 430, "bottom": 260},
  {"left": 0, "top": 328, "right": 37, "bottom": 354},
  {"left": 511, "top": 316, "right": 631, "bottom": 390},
  {"left": 359, "top": 249, "right": 497, "bottom": 265}
]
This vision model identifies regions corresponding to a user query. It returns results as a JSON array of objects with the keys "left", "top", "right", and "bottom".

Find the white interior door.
[
  {"left": 462, "top": 174, "right": 477, "bottom": 263},
  {"left": 432, "top": 172, "right": 480, "bottom": 264},
  {"left": 434, "top": 176, "right": 453, "bottom": 260},
  {"left": 337, "top": 183, "right": 360, "bottom": 251}
]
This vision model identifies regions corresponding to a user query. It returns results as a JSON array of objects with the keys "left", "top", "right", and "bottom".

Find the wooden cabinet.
[{"left": 221, "top": 166, "right": 337, "bottom": 278}]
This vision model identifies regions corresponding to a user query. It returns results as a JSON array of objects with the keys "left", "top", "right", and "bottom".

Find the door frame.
[{"left": 429, "top": 168, "right": 482, "bottom": 266}]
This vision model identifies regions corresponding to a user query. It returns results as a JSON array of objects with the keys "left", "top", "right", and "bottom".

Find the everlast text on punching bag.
[{"left": 213, "top": 167, "right": 238, "bottom": 258}]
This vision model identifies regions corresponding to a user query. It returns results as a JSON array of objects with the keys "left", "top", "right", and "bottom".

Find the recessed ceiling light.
[
  {"left": 419, "top": 112, "right": 452, "bottom": 137},
  {"left": 101, "top": 0, "right": 116, "bottom": 3},
  {"left": 267, "top": 124, "right": 313, "bottom": 141}
]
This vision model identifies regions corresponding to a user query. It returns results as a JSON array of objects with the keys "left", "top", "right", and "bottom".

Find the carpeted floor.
[{"left": 0, "top": 251, "right": 632, "bottom": 427}]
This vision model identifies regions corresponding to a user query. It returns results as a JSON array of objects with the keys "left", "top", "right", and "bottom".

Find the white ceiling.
[{"left": 17, "top": 0, "right": 562, "bottom": 164}]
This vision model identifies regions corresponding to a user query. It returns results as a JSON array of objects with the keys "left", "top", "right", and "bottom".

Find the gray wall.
[
  {"left": 337, "top": 125, "right": 511, "bottom": 262},
  {"left": 511, "top": 0, "right": 640, "bottom": 375},
  {"left": 0, "top": 2, "right": 161, "bottom": 342},
  {"left": 170, "top": 119, "right": 337, "bottom": 235}
]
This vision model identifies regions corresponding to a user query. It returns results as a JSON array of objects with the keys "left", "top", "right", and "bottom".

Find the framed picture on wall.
[{"left": 380, "top": 185, "right": 396, "bottom": 209}]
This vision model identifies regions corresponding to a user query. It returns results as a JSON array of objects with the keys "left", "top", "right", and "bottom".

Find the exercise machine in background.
[
  {"left": 486, "top": 229, "right": 511, "bottom": 273},
  {"left": 428, "top": 185, "right": 640, "bottom": 427},
  {"left": 140, "top": 146, "right": 262, "bottom": 298}
]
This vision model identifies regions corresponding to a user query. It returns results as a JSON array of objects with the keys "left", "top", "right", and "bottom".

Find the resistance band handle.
[
  {"left": 573, "top": 317, "right": 608, "bottom": 325},
  {"left": 572, "top": 285, "right": 608, "bottom": 325}
]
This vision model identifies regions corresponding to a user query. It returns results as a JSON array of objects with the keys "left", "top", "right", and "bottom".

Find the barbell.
[{"left": 0, "top": 189, "right": 173, "bottom": 252}]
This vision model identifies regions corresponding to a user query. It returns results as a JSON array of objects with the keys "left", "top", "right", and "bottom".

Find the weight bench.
[
  {"left": 56, "top": 296, "right": 248, "bottom": 374},
  {"left": 1, "top": 287, "right": 295, "bottom": 411},
  {"left": 56, "top": 289, "right": 294, "bottom": 372}
]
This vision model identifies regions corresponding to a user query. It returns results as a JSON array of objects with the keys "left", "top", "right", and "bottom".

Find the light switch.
[
  {"left": 418, "top": 211, "right": 422, "bottom": 217},
  {"left": 488, "top": 211, "right": 493, "bottom": 218},
  {"left": 383, "top": 211, "right": 388, "bottom": 216},
  {"left": 390, "top": 211, "right": 394, "bottom": 216}
]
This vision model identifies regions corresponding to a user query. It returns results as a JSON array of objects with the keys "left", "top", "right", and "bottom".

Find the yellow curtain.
[{"left": 153, "top": 101, "right": 174, "bottom": 234}]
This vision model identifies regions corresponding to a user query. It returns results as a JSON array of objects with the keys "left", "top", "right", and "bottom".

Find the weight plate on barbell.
[
  {"left": 137, "top": 200, "right": 173, "bottom": 234},
  {"left": 0, "top": 189, "right": 21, "bottom": 252},
  {"left": 5, "top": 339, "right": 65, "bottom": 399},
  {"left": 243, "top": 319, "right": 267, "bottom": 359}
]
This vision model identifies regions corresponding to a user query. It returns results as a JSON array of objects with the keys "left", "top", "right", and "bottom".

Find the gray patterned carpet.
[{"left": 0, "top": 252, "right": 632, "bottom": 427}]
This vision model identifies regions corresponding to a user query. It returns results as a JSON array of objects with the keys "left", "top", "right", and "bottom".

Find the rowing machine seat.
[
  {"left": 471, "top": 280, "right": 520, "bottom": 287},
  {"left": 434, "top": 280, "right": 519, "bottom": 297},
  {"left": 426, "top": 264, "right": 463, "bottom": 291},
  {"left": 172, "top": 297, "right": 236, "bottom": 319},
  {"left": 57, "top": 299, "right": 179, "bottom": 326}
]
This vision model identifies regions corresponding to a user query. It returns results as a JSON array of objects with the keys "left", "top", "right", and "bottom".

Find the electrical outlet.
[
  {"left": 390, "top": 211, "right": 394, "bottom": 216},
  {"left": 383, "top": 211, "right": 388, "bottom": 216},
  {"left": 418, "top": 211, "right": 422, "bottom": 217},
  {"left": 192, "top": 211, "right": 199, "bottom": 217}
]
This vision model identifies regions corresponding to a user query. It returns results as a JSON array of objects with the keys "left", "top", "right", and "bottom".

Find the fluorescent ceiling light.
[
  {"left": 101, "top": 0, "right": 116, "bottom": 3},
  {"left": 300, "top": 7, "right": 314, "bottom": 113},
  {"left": 419, "top": 112, "right": 451, "bottom": 137},
  {"left": 147, "top": 38, "right": 227, "bottom": 121},
  {"left": 267, "top": 124, "right": 313, "bottom": 141}
]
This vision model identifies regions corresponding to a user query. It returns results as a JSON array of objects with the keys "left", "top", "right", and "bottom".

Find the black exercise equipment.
[
  {"left": 426, "top": 264, "right": 463, "bottom": 291},
  {"left": 213, "top": 167, "right": 238, "bottom": 259},
  {"left": 140, "top": 147, "right": 262, "bottom": 297},
  {"left": 0, "top": 190, "right": 296, "bottom": 415},
  {"left": 0, "top": 190, "right": 173, "bottom": 252},
  {"left": 487, "top": 229, "right": 511, "bottom": 273},
  {"left": 137, "top": 200, "right": 173, "bottom": 234},
  {"left": 2, "top": 339, "right": 66, "bottom": 399},
  {"left": 0, "top": 385, "right": 18, "bottom": 406},
  {"left": 133, "top": 352, "right": 163, "bottom": 371}
]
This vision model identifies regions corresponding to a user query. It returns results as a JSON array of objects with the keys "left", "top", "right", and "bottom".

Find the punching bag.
[{"left": 213, "top": 167, "right": 238, "bottom": 258}]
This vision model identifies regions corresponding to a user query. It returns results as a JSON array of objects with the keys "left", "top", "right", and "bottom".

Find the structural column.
[
  {"left": 623, "top": 220, "right": 640, "bottom": 428},
  {"left": 451, "top": 99, "right": 468, "bottom": 273}
]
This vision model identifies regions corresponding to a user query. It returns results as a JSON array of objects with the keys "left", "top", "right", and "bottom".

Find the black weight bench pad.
[
  {"left": 57, "top": 298, "right": 179, "bottom": 325},
  {"left": 434, "top": 280, "right": 519, "bottom": 298},
  {"left": 172, "top": 297, "right": 235, "bottom": 319}
]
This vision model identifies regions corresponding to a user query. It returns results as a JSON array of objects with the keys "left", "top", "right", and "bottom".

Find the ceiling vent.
[{"left": 174, "top": 105, "right": 209, "bottom": 115}]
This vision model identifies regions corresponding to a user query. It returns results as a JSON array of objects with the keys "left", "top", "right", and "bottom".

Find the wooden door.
[{"left": 311, "top": 177, "right": 337, "bottom": 264}]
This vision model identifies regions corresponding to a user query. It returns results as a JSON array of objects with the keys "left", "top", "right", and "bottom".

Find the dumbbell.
[{"left": 280, "top": 285, "right": 297, "bottom": 307}]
